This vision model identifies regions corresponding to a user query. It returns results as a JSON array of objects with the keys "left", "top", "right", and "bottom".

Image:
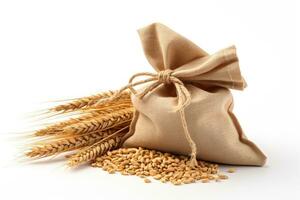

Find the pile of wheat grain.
[{"left": 92, "top": 147, "right": 234, "bottom": 185}]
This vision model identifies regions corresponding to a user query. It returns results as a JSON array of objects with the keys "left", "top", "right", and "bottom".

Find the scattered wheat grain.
[{"left": 92, "top": 147, "right": 229, "bottom": 185}]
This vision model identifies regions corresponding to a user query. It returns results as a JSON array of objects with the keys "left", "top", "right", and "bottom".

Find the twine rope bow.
[{"left": 97, "top": 69, "right": 198, "bottom": 166}]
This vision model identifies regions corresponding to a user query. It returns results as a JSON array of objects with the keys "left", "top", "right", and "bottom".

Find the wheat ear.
[
  {"left": 67, "top": 127, "right": 128, "bottom": 167},
  {"left": 35, "top": 104, "right": 133, "bottom": 136},
  {"left": 51, "top": 108, "right": 133, "bottom": 136},
  {"left": 51, "top": 90, "right": 130, "bottom": 112},
  {"left": 26, "top": 129, "right": 117, "bottom": 158}
]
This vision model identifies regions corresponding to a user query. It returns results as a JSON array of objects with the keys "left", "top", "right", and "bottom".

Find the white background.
[{"left": 0, "top": 0, "right": 299, "bottom": 199}]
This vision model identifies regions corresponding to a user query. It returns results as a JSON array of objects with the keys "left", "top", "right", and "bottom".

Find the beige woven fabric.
[{"left": 123, "top": 23, "right": 266, "bottom": 166}]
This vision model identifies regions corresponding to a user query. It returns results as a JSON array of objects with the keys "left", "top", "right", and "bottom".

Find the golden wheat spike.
[
  {"left": 35, "top": 104, "right": 132, "bottom": 136},
  {"left": 67, "top": 130, "right": 126, "bottom": 167},
  {"left": 51, "top": 90, "right": 131, "bottom": 112},
  {"left": 26, "top": 129, "right": 117, "bottom": 158},
  {"left": 60, "top": 108, "right": 133, "bottom": 135}
]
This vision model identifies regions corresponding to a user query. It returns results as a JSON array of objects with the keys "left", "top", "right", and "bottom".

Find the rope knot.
[{"left": 158, "top": 69, "right": 173, "bottom": 84}]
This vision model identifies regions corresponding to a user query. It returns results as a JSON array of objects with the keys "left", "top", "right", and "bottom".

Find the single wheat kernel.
[
  {"left": 121, "top": 171, "right": 128, "bottom": 176},
  {"left": 183, "top": 178, "right": 191, "bottom": 184},
  {"left": 201, "top": 179, "right": 210, "bottom": 183},
  {"left": 173, "top": 181, "right": 181, "bottom": 185},
  {"left": 218, "top": 174, "right": 229, "bottom": 180},
  {"left": 200, "top": 174, "right": 208, "bottom": 179},
  {"left": 227, "top": 168, "right": 236, "bottom": 173},
  {"left": 208, "top": 175, "right": 216, "bottom": 180},
  {"left": 154, "top": 174, "right": 162, "bottom": 180},
  {"left": 161, "top": 178, "right": 167, "bottom": 183},
  {"left": 144, "top": 178, "right": 151, "bottom": 183},
  {"left": 170, "top": 180, "right": 177, "bottom": 185}
]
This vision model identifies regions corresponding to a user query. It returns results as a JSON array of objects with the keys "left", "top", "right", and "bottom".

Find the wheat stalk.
[
  {"left": 59, "top": 108, "right": 133, "bottom": 135},
  {"left": 51, "top": 90, "right": 130, "bottom": 112},
  {"left": 68, "top": 127, "right": 128, "bottom": 167},
  {"left": 35, "top": 104, "right": 133, "bottom": 136},
  {"left": 26, "top": 129, "right": 118, "bottom": 158},
  {"left": 83, "top": 101, "right": 132, "bottom": 111}
]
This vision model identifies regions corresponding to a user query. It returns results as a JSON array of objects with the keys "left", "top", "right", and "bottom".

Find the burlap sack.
[{"left": 122, "top": 23, "right": 266, "bottom": 166}]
